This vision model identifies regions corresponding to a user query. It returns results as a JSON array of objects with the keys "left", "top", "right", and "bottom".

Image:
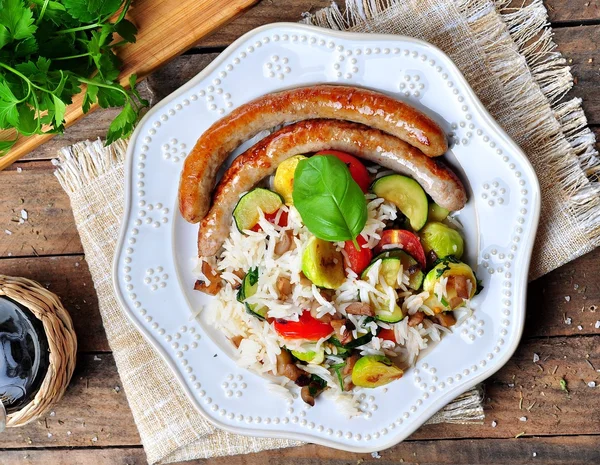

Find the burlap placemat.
[{"left": 53, "top": 0, "right": 599, "bottom": 463}]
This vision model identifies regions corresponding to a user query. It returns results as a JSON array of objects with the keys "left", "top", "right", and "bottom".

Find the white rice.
[{"left": 200, "top": 194, "right": 474, "bottom": 408}]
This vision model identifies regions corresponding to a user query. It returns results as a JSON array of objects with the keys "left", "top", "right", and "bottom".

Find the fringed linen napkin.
[{"left": 54, "top": 0, "right": 598, "bottom": 463}]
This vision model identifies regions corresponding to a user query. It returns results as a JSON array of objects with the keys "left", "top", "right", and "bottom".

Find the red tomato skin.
[
  {"left": 274, "top": 311, "right": 333, "bottom": 341},
  {"left": 378, "top": 328, "right": 397, "bottom": 343},
  {"left": 344, "top": 235, "right": 372, "bottom": 275},
  {"left": 315, "top": 150, "right": 371, "bottom": 193},
  {"left": 374, "top": 230, "right": 426, "bottom": 269},
  {"left": 251, "top": 210, "right": 289, "bottom": 232}
]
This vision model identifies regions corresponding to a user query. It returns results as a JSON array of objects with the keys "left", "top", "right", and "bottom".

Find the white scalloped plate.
[{"left": 113, "top": 23, "right": 540, "bottom": 452}]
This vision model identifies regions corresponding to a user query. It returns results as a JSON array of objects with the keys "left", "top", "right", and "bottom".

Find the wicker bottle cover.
[{"left": 0, "top": 275, "right": 77, "bottom": 427}]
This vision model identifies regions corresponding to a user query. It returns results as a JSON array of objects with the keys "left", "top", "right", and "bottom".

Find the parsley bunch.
[{"left": 0, "top": 0, "right": 149, "bottom": 155}]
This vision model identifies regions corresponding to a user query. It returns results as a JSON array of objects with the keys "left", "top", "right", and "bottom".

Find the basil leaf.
[{"left": 293, "top": 155, "right": 367, "bottom": 242}]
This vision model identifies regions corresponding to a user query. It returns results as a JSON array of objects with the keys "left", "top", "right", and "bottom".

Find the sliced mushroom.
[
  {"left": 275, "top": 349, "right": 304, "bottom": 382},
  {"left": 434, "top": 312, "right": 457, "bottom": 328},
  {"left": 330, "top": 319, "right": 353, "bottom": 345},
  {"left": 276, "top": 276, "right": 292, "bottom": 300},
  {"left": 193, "top": 262, "right": 222, "bottom": 295},
  {"left": 231, "top": 335, "right": 243, "bottom": 348},
  {"left": 274, "top": 230, "right": 295, "bottom": 255},
  {"left": 301, "top": 386, "right": 315, "bottom": 406},
  {"left": 408, "top": 311, "right": 425, "bottom": 327},
  {"left": 345, "top": 302, "right": 374, "bottom": 316}
]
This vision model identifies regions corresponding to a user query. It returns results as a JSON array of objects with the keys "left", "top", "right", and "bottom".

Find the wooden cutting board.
[{"left": 0, "top": 0, "right": 258, "bottom": 170}]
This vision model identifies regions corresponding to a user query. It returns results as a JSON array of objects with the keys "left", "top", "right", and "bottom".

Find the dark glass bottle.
[{"left": 0, "top": 296, "right": 49, "bottom": 414}]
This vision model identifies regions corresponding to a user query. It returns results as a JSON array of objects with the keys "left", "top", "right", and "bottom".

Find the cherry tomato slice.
[
  {"left": 315, "top": 150, "right": 371, "bottom": 193},
  {"left": 251, "top": 210, "right": 289, "bottom": 232},
  {"left": 344, "top": 235, "right": 372, "bottom": 275},
  {"left": 274, "top": 310, "right": 333, "bottom": 341},
  {"left": 378, "top": 328, "right": 397, "bottom": 343},
  {"left": 374, "top": 230, "right": 426, "bottom": 269}
]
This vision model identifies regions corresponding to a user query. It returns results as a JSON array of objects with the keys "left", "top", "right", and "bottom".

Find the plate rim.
[{"left": 112, "top": 22, "right": 541, "bottom": 452}]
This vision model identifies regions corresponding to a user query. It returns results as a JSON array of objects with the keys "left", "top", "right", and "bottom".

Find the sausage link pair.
[
  {"left": 179, "top": 85, "right": 448, "bottom": 223},
  {"left": 198, "top": 119, "right": 465, "bottom": 257}
]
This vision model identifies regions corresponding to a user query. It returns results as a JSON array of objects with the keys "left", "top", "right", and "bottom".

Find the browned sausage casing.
[
  {"left": 198, "top": 119, "right": 465, "bottom": 257},
  {"left": 179, "top": 85, "right": 448, "bottom": 223}
]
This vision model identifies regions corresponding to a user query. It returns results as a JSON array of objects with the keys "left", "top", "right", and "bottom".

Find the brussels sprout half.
[
  {"left": 423, "top": 259, "right": 476, "bottom": 311},
  {"left": 420, "top": 222, "right": 464, "bottom": 261}
]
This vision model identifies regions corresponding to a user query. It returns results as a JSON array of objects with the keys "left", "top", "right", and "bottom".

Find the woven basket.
[{"left": 0, "top": 275, "right": 77, "bottom": 427}]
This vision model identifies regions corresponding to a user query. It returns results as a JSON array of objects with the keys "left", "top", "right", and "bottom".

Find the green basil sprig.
[{"left": 292, "top": 155, "right": 367, "bottom": 246}]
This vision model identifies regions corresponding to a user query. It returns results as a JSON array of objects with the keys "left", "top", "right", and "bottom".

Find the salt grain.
[
  {"left": 49, "top": 411, "right": 55, "bottom": 417},
  {"left": 595, "top": 321, "right": 600, "bottom": 329},
  {"left": 93, "top": 355, "right": 102, "bottom": 361},
  {"left": 564, "top": 296, "right": 571, "bottom": 302},
  {"left": 67, "top": 431, "right": 72, "bottom": 436},
  {"left": 533, "top": 452, "right": 537, "bottom": 457},
  {"left": 4, "top": 230, "right": 11, "bottom": 235},
  {"left": 16, "top": 167, "right": 22, "bottom": 173},
  {"left": 371, "top": 452, "right": 381, "bottom": 459},
  {"left": 533, "top": 353, "right": 540, "bottom": 363},
  {"left": 20, "top": 209, "right": 28, "bottom": 220},
  {"left": 578, "top": 325, "right": 583, "bottom": 331},
  {"left": 491, "top": 420, "right": 497, "bottom": 427},
  {"left": 588, "top": 381, "right": 596, "bottom": 388},
  {"left": 564, "top": 317, "right": 572, "bottom": 325},
  {"left": 47, "top": 432, "right": 52, "bottom": 438},
  {"left": 92, "top": 436, "right": 98, "bottom": 442},
  {"left": 519, "top": 416, "right": 527, "bottom": 422}
]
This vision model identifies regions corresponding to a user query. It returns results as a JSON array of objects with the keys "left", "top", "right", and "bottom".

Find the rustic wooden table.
[{"left": 1, "top": 1, "right": 599, "bottom": 464}]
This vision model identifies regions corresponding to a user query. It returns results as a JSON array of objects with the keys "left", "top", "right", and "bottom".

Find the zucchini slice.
[
  {"left": 232, "top": 188, "right": 283, "bottom": 232},
  {"left": 236, "top": 268, "right": 268, "bottom": 320},
  {"left": 329, "top": 332, "right": 374, "bottom": 349},
  {"left": 373, "top": 250, "right": 424, "bottom": 291},
  {"left": 371, "top": 175, "right": 428, "bottom": 230}
]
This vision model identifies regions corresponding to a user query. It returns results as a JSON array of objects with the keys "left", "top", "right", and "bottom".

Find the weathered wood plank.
[
  {"left": 0, "top": 255, "right": 109, "bottom": 352},
  {"left": 1, "top": 354, "right": 139, "bottom": 448},
  {"left": 0, "top": 161, "right": 83, "bottom": 258},
  {"left": 526, "top": 248, "right": 600, "bottom": 338},
  {"left": 194, "top": 0, "right": 336, "bottom": 49},
  {"left": 2, "top": 336, "right": 598, "bottom": 448},
  {"left": 546, "top": 0, "right": 600, "bottom": 23},
  {"left": 554, "top": 25, "right": 600, "bottom": 125},
  {"left": 4, "top": 434, "right": 600, "bottom": 465}
]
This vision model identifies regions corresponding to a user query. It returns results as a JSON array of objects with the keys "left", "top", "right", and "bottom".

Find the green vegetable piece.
[
  {"left": 291, "top": 347, "right": 325, "bottom": 365},
  {"left": 371, "top": 250, "right": 424, "bottom": 290},
  {"left": 232, "top": 188, "right": 283, "bottom": 232},
  {"left": 293, "top": 155, "right": 367, "bottom": 243},
  {"left": 236, "top": 268, "right": 268, "bottom": 320},
  {"left": 329, "top": 332, "right": 374, "bottom": 349},
  {"left": 423, "top": 260, "right": 476, "bottom": 310},
  {"left": 371, "top": 174, "right": 428, "bottom": 231},
  {"left": 420, "top": 222, "right": 464, "bottom": 260},
  {"left": 301, "top": 235, "right": 346, "bottom": 289},
  {"left": 428, "top": 203, "right": 449, "bottom": 222},
  {"left": 351, "top": 355, "right": 403, "bottom": 388}
]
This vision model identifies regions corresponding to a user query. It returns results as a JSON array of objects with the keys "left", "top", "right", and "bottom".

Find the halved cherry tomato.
[
  {"left": 378, "top": 328, "right": 397, "bottom": 343},
  {"left": 274, "top": 310, "right": 333, "bottom": 341},
  {"left": 251, "top": 210, "right": 289, "bottom": 232},
  {"left": 374, "top": 230, "right": 426, "bottom": 269},
  {"left": 315, "top": 150, "right": 371, "bottom": 193},
  {"left": 344, "top": 235, "right": 372, "bottom": 275}
]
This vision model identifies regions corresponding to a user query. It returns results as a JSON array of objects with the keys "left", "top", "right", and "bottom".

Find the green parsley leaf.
[
  {"left": 105, "top": 100, "right": 135, "bottom": 145},
  {"left": 114, "top": 18, "right": 137, "bottom": 43},
  {"left": 0, "top": 136, "right": 18, "bottom": 155},
  {"left": 0, "top": 0, "right": 38, "bottom": 45}
]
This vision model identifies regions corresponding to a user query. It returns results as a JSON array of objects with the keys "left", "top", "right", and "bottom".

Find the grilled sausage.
[
  {"left": 179, "top": 85, "right": 448, "bottom": 223},
  {"left": 197, "top": 119, "right": 465, "bottom": 257}
]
